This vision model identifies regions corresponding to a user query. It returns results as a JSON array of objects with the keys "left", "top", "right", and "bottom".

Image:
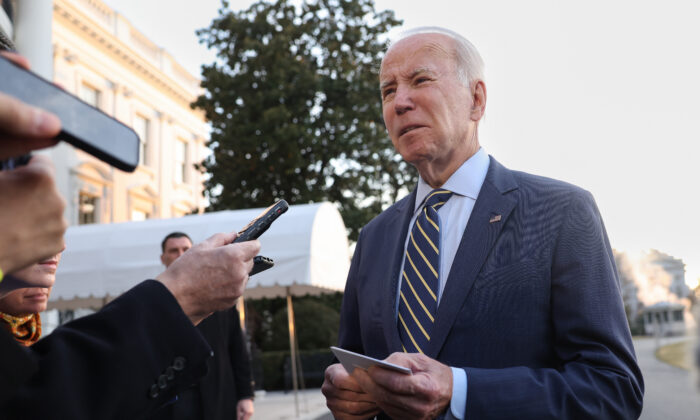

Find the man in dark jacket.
[{"left": 156, "top": 232, "right": 255, "bottom": 420}]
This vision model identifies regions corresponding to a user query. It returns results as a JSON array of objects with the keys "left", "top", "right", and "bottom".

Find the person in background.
[
  {"left": 0, "top": 252, "right": 61, "bottom": 346},
  {"left": 155, "top": 232, "right": 255, "bottom": 420}
]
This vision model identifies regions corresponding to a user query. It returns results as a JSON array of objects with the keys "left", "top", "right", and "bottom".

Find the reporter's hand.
[
  {"left": 0, "top": 155, "right": 66, "bottom": 278},
  {"left": 321, "top": 363, "right": 381, "bottom": 420},
  {"left": 0, "top": 51, "right": 61, "bottom": 159},
  {"left": 236, "top": 398, "right": 254, "bottom": 420},
  {"left": 351, "top": 352, "right": 453, "bottom": 420},
  {"left": 155, "top": 232, "right": 260, "bottom": 325}
]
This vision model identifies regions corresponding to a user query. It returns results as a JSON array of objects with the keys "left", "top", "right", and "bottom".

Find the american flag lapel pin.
[{"left": 489, "top": 214, "right": 502, "bottom": 223}]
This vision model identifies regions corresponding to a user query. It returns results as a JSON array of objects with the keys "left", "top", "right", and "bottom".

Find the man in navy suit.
[{"left": 322, "top": 27, "right": 643, "bottom": 419}]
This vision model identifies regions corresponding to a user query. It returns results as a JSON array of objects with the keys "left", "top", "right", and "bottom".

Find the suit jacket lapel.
[
  {"left": 427, "top": 157, "right": 518, "bottom": 358},
  {"left": 380, "top": 190, "right": 417, "bottom": 353}
]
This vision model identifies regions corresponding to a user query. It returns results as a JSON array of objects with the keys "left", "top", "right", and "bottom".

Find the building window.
[
  {"left": 78, "top": 193, "right": 98, "bottom": 225},
  {"left": 132, "top": 114, "right": 149, "bottom": 166},
  {"left": 673, "top": 310, "right": 683, "bottom": 322},
  {"left": 174, "top": 139, "right": 188, "bottom": 184},
  {"left": 131, "top": 209, "right": 149, "bottom": 221},
  {"left": 80, "top": 83, "right": 100, "bottom": 108}
]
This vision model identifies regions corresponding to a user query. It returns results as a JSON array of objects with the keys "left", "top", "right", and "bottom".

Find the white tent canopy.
[{"left": 50, "top": 202, "right": 350, "bottom": 310}]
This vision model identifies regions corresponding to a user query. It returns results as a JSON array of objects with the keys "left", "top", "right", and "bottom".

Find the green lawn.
[{"left": 655, "top": 340, "right": 696, "bottom": 371}]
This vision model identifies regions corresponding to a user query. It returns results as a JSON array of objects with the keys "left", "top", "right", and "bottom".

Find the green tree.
[
  {"left": 245, "top": 292, "right": 343, "bottom": 352},
  {"left": 265, "top": 300, "right": 340, "bottom": 351},
  {"left": 194, "top": 0, "right": 415, "bottom": 240}
]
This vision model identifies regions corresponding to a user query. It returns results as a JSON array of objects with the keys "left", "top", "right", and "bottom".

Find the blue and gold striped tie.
[{"left": 398, "top": 188, "right": 453, "bottom": 353}]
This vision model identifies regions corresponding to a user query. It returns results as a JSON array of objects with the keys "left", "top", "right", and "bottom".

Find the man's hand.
[
  {"left": 0, "top": 155, "right": 66, "bottom": 280},
  {"left": 236, "top": 398, "right": 254, "bottom": 420},
  {"left": 351, "top": 353, "right": 453, "bottom": 420},
  {"left": 155, "top": 232, "right": 260, "bottom": 325},
  {"left": 0, "top": 51, "right": 61, "bottom": 160},
  {"left": 321, "top": 363, "right": 381, "bottom": 420}
]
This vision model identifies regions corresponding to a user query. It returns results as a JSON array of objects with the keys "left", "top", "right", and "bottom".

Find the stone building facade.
[{"left": 2, "top": 0, "right": 208, "bottom": 225}]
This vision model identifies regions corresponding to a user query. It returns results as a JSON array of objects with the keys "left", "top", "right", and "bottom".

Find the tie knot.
[{"left": 424, "top": 189, "right": 453, "bottom": 211}]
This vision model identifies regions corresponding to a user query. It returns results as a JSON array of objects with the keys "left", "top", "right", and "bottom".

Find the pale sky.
[{"left": 103, "top": 0, "right": 700, "bottom": 287}]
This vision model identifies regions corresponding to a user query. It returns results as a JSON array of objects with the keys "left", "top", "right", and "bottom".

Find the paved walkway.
[
  {"left": 635, "top": 335, "right": 700, "bottom": 419},
  {"left": 253, "top": 388, "right": 331, "bottom": 420}
]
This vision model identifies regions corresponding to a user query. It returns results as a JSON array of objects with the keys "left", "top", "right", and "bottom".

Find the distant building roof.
[{"left": 642, "top": 301, "right": 685, "bottom": 311}]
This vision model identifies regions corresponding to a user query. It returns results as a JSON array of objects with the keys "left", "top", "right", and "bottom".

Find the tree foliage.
[
  {"left": 194, "top": 0, "right": 415, "bottom": 240},
  {"left": 245, "top": 292, "right": 343, "bottom": 351}
]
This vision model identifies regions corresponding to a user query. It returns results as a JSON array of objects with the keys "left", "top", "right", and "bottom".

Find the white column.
[
  {"left": 15, "top": 0, "right": 81, "bottom": 225},
  {"left": 14, "top": 0, "right": 54, "bottom": 79},
  {"left": 0, "top": 4, "right": 13, "bottom": 37}
]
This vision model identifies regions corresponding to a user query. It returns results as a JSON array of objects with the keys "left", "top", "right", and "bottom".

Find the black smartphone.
[
  {"left": 0, "top": 55, "right": 140, "bottom": 172},
  {"left": 250, "top": 255, "right": 274, "bottom": 276},
  {"left": 233, "top": 200, "right": 289, "bottom": 243}
]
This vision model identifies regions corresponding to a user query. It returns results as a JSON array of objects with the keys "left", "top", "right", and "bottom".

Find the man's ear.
[
  {"left": 470, "top": 80, "right": 487, "bottom": 121},
  {"left": 160, "top": 254, "right": 167, "bottom": 266}
]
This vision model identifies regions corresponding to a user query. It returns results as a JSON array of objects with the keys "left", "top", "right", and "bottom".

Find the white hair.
[{"left": 388, "top": 26, "right": 485, "bottom": 87}]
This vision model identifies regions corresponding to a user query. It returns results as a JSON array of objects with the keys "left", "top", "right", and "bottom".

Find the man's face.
[
  {"left": 0, "top": 253, "right": 61, "bottom": 315},
  {"left": 380, "top": 33, "right": 482, "bottom": 185},
  {"left": 160, "top": 237, "right": 192, "bottom": 268}
]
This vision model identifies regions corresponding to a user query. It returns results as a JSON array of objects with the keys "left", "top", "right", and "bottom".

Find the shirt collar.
[{"left": 415, "top": 148, "right": 490, "bottom": 211}]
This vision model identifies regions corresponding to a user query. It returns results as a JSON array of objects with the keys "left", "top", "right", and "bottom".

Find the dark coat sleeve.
[
  {"left": 336, "top": 226, "right": 366, "bottom": 355},
  {"left": 0, "top": 328, "right": 38, "bottom": 405},
  {"left": 1, "top": 280, "right": 212, "bottom": 420},
  {"left": 463, "top": 190, "right": 644, "bottom": 419},
  {"left": 229, "top": 307, "right": 254, "bottom": 400}
]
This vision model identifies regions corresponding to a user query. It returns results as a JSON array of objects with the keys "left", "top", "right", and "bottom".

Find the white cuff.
[{"left": 447, "top": 367, "right": 467, "bottom": 419}]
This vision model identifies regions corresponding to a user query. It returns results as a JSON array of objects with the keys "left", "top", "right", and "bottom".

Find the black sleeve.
[
  {"left": 229, "top": 307, "right": 255, "bottom": 400},
  {"left": 0, "top": 328, "right": 37, "bottom": 405},
  {"left": 1, "top": 280, "right": 213, "bottom": 420}
]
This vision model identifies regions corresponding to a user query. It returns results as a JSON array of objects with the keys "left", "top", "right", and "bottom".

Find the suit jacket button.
[
  {"left": 165, "top": 366, "right": 175, "bottom": 380},
  {"left": 149, "top": 384, "right": 159, "bottom": 399},
  {"left": 173, "top": 357, "right": 186, "bottom": 371},
  {"left": 158, "top": 374, "right": 168, "bottom": 389}
]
